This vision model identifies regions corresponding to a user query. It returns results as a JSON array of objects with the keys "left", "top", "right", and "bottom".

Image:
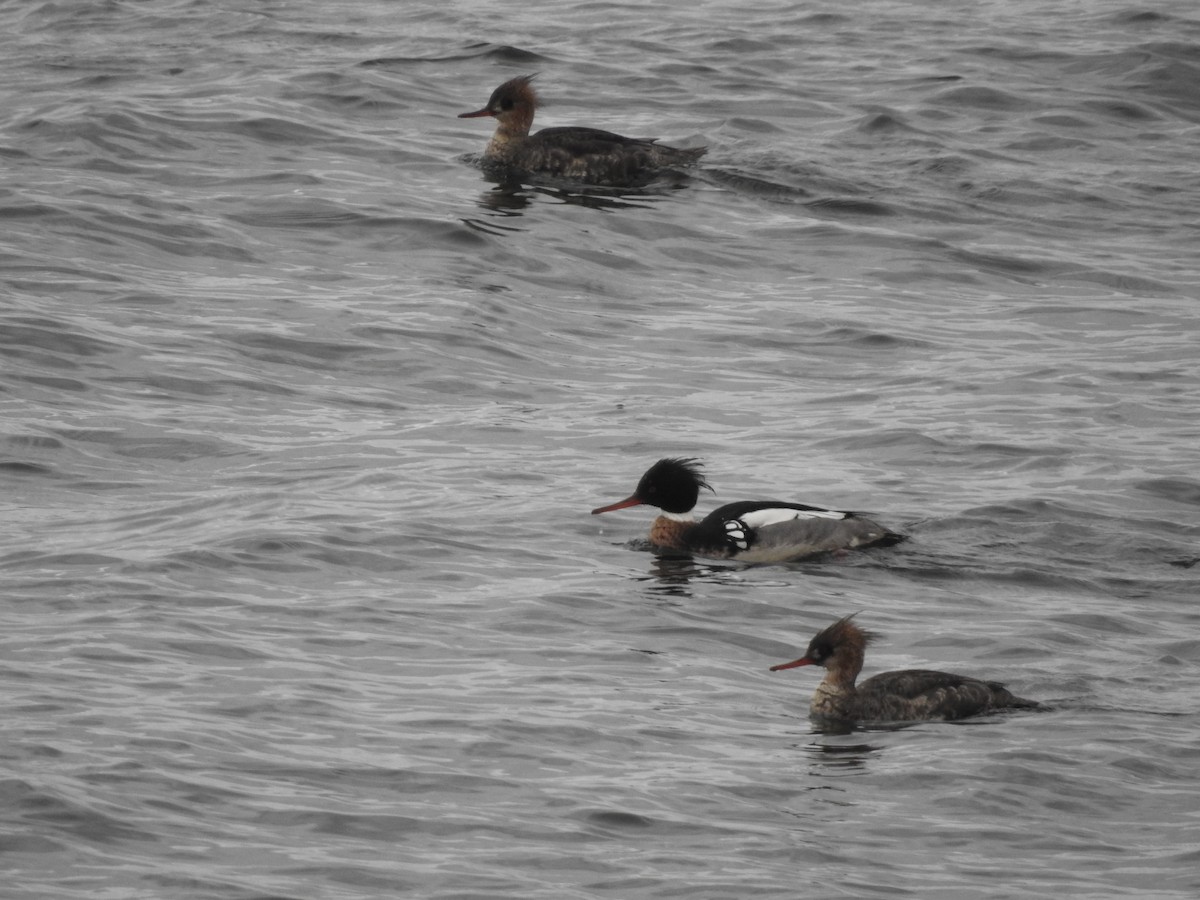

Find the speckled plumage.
[
  {"left": 771, "top": 615, "right": 1040, "bottom": 724},
  {"left": 459, "top": 75, "right": 706, "bottom": 187}
]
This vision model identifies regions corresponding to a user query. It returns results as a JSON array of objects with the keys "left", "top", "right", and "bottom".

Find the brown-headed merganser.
[
  {"left": 591, "top": 458, "right": 902, "bottom": 563},
  {"left": 770, "top": 615, "right": 1040, "bottom": 724},
  {"left": 458, "top": 75, "right": 706, "bottom": 186}
]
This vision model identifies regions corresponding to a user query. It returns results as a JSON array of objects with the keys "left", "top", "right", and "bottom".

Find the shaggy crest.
[
  {"left": 489, "top": 74, "right": 540, "bottom": 111},
  {"left": 649, "top": 457, "right": 712, "bottom": 493},
  {"left": 805, "top": 613, "right": 877, "bottom": 664},
  {"left": 632, "top": 457, "right": 713, "bottom": 514}
]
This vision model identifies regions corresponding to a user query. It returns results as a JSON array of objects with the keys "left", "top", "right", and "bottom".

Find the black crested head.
[{"left": 635, "top": 457, "right": 712, "bottom": 514}]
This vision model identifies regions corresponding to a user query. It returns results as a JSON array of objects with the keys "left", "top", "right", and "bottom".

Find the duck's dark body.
[
  {"left": 484, "top": 125, "right": 705, "bottom": 185},
  {"left": 815, "top": 668, "right": 1038, "bottom": 723},
  {"left": 771, "top": 616, "right": 1041, "bottom": 725},
  {"left": 459, "top": 76, "right": 705, "bottom": 187}
]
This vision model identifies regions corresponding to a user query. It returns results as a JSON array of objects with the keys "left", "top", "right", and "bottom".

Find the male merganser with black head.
[
  {"left": 770, "top": 615, "right": 1040, "bottom": 724},
  {"left": 458, "top": 74, "right": 706, "bottom": 186},
  {"left": 591, "top": 458, "right": 902, "bottom": 563}
]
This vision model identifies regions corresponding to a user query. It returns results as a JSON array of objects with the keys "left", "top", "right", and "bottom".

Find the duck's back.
[
  {"left": 693, "top": 500, "right": 901, "bottom": 562},
  {"left": 515, "top": 126, "right": 705, "bottom": 185},
  {"left": 854, "top": 669, "right": 1039, "bottom": 722}
]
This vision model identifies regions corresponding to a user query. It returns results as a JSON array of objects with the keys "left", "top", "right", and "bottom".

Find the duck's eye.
[{"left": 499, "top": 98, "right": 515, "bottom": 111}]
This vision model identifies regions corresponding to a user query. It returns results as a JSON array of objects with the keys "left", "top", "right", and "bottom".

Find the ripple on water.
[{"left": 4, "top": 2, "right": 1200, "bottom": 899}]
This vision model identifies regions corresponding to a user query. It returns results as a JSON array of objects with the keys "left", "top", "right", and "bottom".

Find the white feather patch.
[
  {"left": 662, "top": 510, "right": 694, "bottom": 522},
  {"left": 737, "top": 507, "right": 847, "bottom": 530},
  {"left": 724, "top": 520, "right": 750, "bottom": 550}
]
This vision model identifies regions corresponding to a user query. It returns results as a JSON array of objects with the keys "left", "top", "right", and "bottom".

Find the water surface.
[{"left": 3, "top": 1, "right": 1199, "bottom": 898}]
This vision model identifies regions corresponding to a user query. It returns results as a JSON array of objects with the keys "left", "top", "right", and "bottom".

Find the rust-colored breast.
[{"left": 648, "top": 516, "right": 690, "bottom": 551}]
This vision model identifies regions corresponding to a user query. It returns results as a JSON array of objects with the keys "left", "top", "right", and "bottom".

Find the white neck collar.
[{"left": 661, "top": 510, "right": 695, "bottom": 522}]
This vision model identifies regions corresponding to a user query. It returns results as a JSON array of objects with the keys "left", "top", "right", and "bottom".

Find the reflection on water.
[
  {"left": 636, "top": 552, "right": 751, "bottom": 598},
  {"left": 472, "top": 180, "right": 681, "bottom": 213},
  {"left": 631, "top": 547, "right": 881, "bottom": 594},
  {"left": 642, "top": 555, "right": 700, "bottom": 598},
  {"left": 804, "top": 734, "right": 884, "bottom": 771},
  {"left": 456, "top": 151, "right": 695, "bottom": 214}
]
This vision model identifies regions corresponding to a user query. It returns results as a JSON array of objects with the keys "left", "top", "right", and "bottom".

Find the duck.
[
  {"left": 458, "top": 74, "right": 706, "bottom": 186},
  {"left": 590, "top": 457, "right": 902, "bottom": 563},
  {"left": 770, "top": 615, "right": 1041, "bottom": 724}
]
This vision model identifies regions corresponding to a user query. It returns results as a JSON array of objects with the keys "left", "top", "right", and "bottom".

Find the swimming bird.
[
  {"left": 458, "top": 74, "right": 706, "bottom": 186},
  {"left": 770, "top": 615, "right": 1040, "bottom": 724},
  {"left": 590, "top": 457, "right": 902, "bottom": 563}
]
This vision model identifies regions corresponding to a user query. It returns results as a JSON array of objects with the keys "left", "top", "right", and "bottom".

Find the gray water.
[{"left": 3, "top": 1, "right": 1199, "bottom": 898}]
